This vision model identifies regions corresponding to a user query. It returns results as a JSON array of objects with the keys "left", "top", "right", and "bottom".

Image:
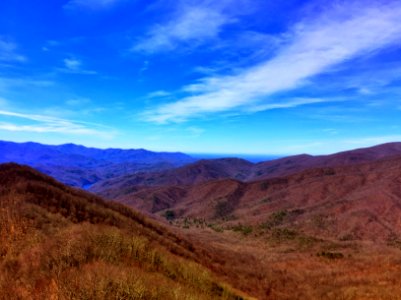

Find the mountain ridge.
[
  {"left": 104, "top": 154, "right": 401, "bottom": 241},
  {"left": 0, "top": 140, "right": 195, "bottom": 188},
  {"left": 91, "top": 142, "right": 401, "bottom": 198}
]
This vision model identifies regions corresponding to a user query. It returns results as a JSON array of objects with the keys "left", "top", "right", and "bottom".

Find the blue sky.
[{"left": 0, "top": 0, "right": 401, "bottom": 155}]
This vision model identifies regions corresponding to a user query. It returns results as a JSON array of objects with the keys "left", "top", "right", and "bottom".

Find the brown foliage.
[{"left": 0, "top": 163, "right": 251, "bottom": 300}]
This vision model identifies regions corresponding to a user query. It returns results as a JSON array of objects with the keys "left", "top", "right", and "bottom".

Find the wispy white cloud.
[
  {"left": 322, "top": 128, "right": 339, "bottom": 136},
  {"left": 0, "top": 110, "right": 114, "bottom": 137},
  {"left": 147, "top": 90, "right": 171, "bottom": 98},
  {"left": 186, "top": 126, "right": 204, "bottom": 137},
  {"left": 64, "top": 0, "right": 124, "bottom": 10},
  {"left": 144, "top": 1, "right": 401, "bottom": 123},
  {"left": 66, "top": 97, "right": 91, "bottom": 106},
  {"left": 303, "top": 104, "right": 376, "bottom": 123},
  {"left": 42, "top": 105, "right": 106, "bottom": 118},
  {"left": 0, "top": 77, "right": 54, "bottom": 93},
  {"left": 133, "top": 1, "right": 239, "bottom": 53},
  {"left": 59, "top": 98, "right": 106, "bottom": 115},
  {"left": 311, "top": 63, "right": 401, "bottom": 96},
  {"left": 0, "top": 37, "right": 26, "bottom": 62},
  {"left": 244, "top": 98, "right": 328, "bottom": 113},
  {"left": 64, "top": 58, "right": 81, "bottom": 70},
  {"left": 60, "top": 58, "right": 97, "bottom": 75}
]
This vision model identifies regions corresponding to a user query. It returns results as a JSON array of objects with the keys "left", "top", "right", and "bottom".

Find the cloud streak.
[
  {"left": 0, "top": 110, "right": 114, "bottom": 137},
  {"left": 64, "top": 0, "right": 123, "bottom": 10},
  {"left": 0, "top": 37, "right": 26, "bottom": 62},
  {"left": 144, "top": 1, "right": 401, "bottom": 123},
  {"left": 133, "top": 1, "right": 239, "bottom": 53},
  {"left": 60, "top": 58, "right": 97, "bottom": 75},
  {"left": 0, "top": 77, "right": 54, "bottom": 94}
]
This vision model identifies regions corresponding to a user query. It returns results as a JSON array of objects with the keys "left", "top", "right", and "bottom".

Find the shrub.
[
  {"left": 262, "top": 210, "right": 288, "bottom": 229},
  {"left": 260, "top": 197, "right": 271, "bottom": 203},
  {"left": 317, "top": 251, "right": 344, "bottom": 259},
  {"left": 271, "top": 228, "right": 297, "bottom": 241},
  {"left": 387, "top": 233, "right": 401, "bottom": 249},
  {"left": 164, "top": 210, "right": 175, "bottom": 221},
  {"left": 311, "top": 214, "right": 328, "bottom": 229},
  {"left": 231, "top": 224, "right": 253, "bottom": 236},
  {"left": 208, "top": 224, "right": 224, "bottom": 233}
]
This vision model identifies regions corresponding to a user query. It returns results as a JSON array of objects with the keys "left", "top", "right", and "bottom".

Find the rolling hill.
[
  {"left": 89, "top": 149, "right": 401, "bottom": 299},
  {"left": 102, "top": 155, "right": 401, "bottom": 242},
  {"left": 0, "top": 163, "right": 251, "bottom": 300},
  {"left": 91, "top": 142, "right": 401, "bottom": 202},
  {"left": 2, "top": 145, "right": 401, "bottom": 299},
  {"left": 90, "top": 157, "right": 254, "bottom": 199},
  {"left": 251, "top": 142, "right": 401, "bottom": 180}
]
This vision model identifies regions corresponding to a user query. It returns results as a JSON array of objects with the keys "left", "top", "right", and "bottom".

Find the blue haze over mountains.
[
  {"left": 0, "top": 140, "right": 195, "bottom": 188},
  {"left": 2, "top": 139, "right": 401, "bottom": 195}
]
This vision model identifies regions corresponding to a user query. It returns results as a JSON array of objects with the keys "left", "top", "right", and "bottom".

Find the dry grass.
[
  {"left": 4, "top": 163, "right": 401, "bottom": 299},
  {"left": 179, "top": 226, "right": 401, "bottom": 300},
  {"left": 0, "top": 163, "right": 251, "bottom": 300}
]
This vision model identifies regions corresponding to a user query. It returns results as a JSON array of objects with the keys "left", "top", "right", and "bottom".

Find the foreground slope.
[
  {"left": 0, "top": 163, "right": 250, "bottom": 300},
  {"left": 0, "top": 140, "right": 195, "bottom": 188}
]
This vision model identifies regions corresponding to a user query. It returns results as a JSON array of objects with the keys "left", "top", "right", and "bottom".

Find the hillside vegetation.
[
  {"left": 0, "top": 163, "right": 250, "bottom": 300},
  {"left": 85, "top": 150, "right": 401, "bottom": 299},
  {"left": 95, "top": 155, "right": 401, "bottom": 242},
  {"left": 91, "top": 142, "right": 401, "bottom": 197}
]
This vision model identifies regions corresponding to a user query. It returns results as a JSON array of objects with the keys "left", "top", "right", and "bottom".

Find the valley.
[
  {"left": 3, "top": 1, "right": 401, "bottom": 299},
  {"left": 1, "top": 140, "right": 401, "bottom": 299}
]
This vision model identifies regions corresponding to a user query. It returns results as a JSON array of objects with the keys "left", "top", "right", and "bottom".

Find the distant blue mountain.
[
  {"left": 190, "top": 153, "right": 281, "bottom": 163},
  {"left": 0, "top": 140, "right": 195, "bottom": 187}
]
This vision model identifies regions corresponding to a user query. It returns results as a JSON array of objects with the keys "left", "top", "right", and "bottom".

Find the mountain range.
[
  {"left": 90, "top": 142, "right": 401, "bottom": 198},
  {"left": 110, "top": 155, "right": 401, "bottom": 241},
  {"left": 0, "top": 140, "right": 195, "bottom": 188},
  {"left": 1, "top": 140, "right": 401, "bottom": 299}
]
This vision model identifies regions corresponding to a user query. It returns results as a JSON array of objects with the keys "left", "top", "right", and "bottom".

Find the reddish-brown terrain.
[
  {"left": 90, "top": 153, "right": 401, "bottom": 299},
  {"left": 90, "top": 142, "right": 401, "bottom": 198},
  {"left": 3, "top": 142, "right": 401, "bottom": 299},
  {"left": 83, "top": 143, "right": 401, "bottom": 299},
  {"left": 0, "top": 163, "right": 254, "bottom": 300},
  {"left": 90, "top": 158, "right": 254, "bottom": 199},
  {"left": 251, "top": 141, "right": 401, "bottom": 180},
  {"left": 93, "top": 149, "right": 401, "bottom": 242}
]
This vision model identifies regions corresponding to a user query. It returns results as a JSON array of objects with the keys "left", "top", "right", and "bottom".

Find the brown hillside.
[
  {"left": 90, "top": 158, "right": 253, "bottom": 199},
  {"left": 114, "top": 155, "right": 401, "bottom": 241},
  {"left": 251, "top": 142, "right": 401, "bottom": 180},
  {"left": 90, "top": 142, "right": 401, "bottom": 200},
  {"left": 0, "top": 163, "right": 252, "bottom": 300},
  {"left": 107, "top": 153, "right": 401, "bottom": 299}
]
